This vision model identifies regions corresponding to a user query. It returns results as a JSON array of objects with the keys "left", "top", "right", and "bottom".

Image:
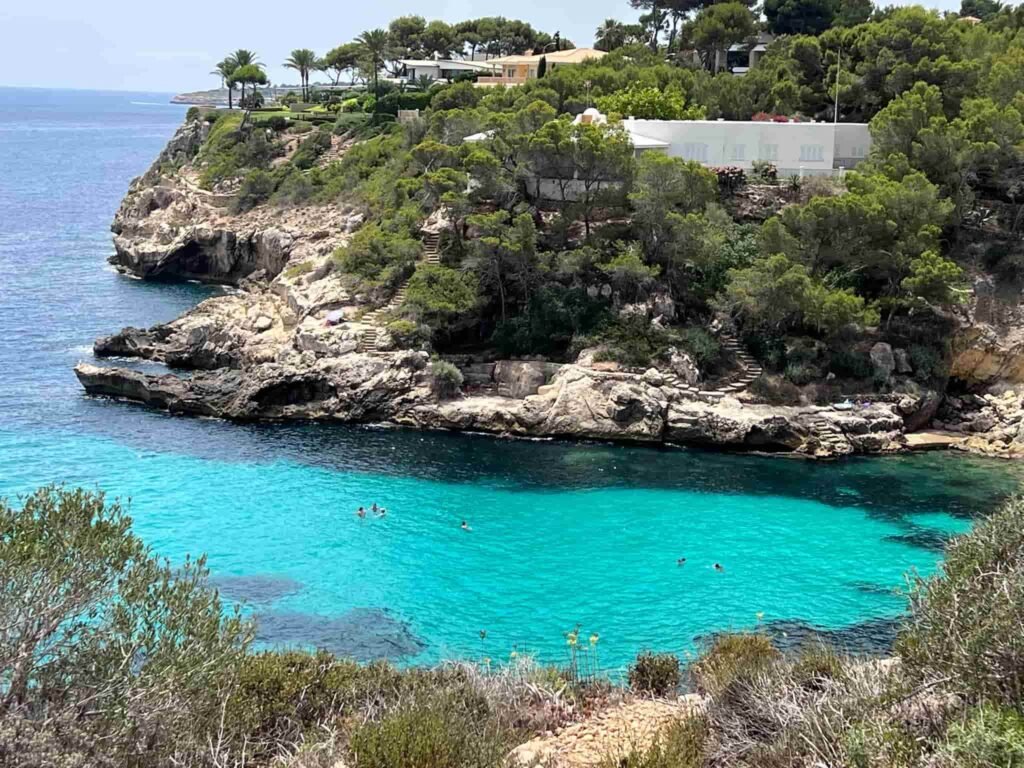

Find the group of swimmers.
[
  {"left": 677, "top": 557, "right": 725, "bottom": 571},
  {"left": 356, "top": 505, "right": 473, "bottom": 533}
]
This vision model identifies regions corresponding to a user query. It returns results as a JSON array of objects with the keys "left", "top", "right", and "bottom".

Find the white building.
[
  {"left": 398, "top": 59, "right": 499, "bottom": 83},
  {"left": 623, "top": 118, "right": 872, "bottom": 176}
]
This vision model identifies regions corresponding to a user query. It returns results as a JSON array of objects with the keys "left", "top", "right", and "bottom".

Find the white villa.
[
  {"left": 622, "top": 116, "right": 872, "bottom": 176},
  {"left": 398, "top": 59, "right": 499, "bottom": 83}
]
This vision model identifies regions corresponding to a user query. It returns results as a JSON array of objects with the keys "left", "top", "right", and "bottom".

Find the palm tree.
[
  {"left": 413, "top": 74, "right": 437, "bottom": 92},
  {"left": 227, "top": 50, "right": 262, "bottom": 104},
  {"left": 211, "top": 58, "right": 237, "bottom": 108},
  {"left": 284, "top": 48, "right": 318, "bottom": 101},
  {"left": 595, "top": 19, "right": 628, "bottom": 51},
  {"left": 356, "top": 28, "right": 390, "bottom": 94}
]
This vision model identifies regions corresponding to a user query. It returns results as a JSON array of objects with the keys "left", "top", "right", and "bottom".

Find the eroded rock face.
[{"left": 109, "top": 122, "right": 362, "bottom": 284}]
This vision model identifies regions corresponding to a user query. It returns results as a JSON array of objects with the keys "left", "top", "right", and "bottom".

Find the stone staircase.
[
  {"left": 657, "top": 332, "right": 763, "bottom": 402},
  {"left": 356, "top": 233, "right": 441, "bottom": 353},
  {"left": 717, "top": 333, "right": 764, "bottom": 393},
  {"left": 806, "top": 413, "right": 850, "bottom": 453}
]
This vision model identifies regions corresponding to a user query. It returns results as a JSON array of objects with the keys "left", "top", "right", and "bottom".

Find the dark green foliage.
[
  {"left": 829, "top": 348, "right": 874, "bottom": 379},
  {"left": 909, "top": 343, "right": 944, "bottom": 381},
  {"left": 403, "top": 265, "right": 478, "bottom": 325},
  {"left": 679, "top": 327, "right": 723, "bottom": 371},
  {"left": 234, "top": 170, "right": 277, "bottom": 212},
  {"left": 594, "top": 313, "right": 677, "bottom": 368},
  {"left": 628, "top": 651, "right": 681, "bottom": 695},
  {"left": 334, "top": 224, "right": 421, "bottom": 286},
  {"left": 290, "top": 127, "right": 332, "bottom": 170},
  {"left": 387, "top": 319, "right": 433, "bottom": 349}
]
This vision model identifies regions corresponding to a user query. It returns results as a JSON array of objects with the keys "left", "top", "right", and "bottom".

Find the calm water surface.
[{"left": 1, "top": 87, "right": 1021, "bottom": 673}]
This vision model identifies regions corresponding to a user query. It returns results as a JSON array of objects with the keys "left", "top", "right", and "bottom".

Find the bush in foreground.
[
  {"left": 628, "top": 651, "right": 681, "bottom": 696},
  {"left": 897, "top": 496, "right": 1024, "bottom": 707}
]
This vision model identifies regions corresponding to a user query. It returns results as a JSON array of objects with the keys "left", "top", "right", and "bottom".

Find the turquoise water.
[{"left": 1, "top": 88, "right": 1022, "bottom": 674}]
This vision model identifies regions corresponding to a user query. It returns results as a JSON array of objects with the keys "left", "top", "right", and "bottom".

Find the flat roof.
[
  {"left": 400, "top": 59, "right": 497, "bottom": 70},
  {"left": 625, "top": 118, "right": 870, "bottom": 127},
  {"left": 489, "top": 48, "right": 607, "bottom": 66}
]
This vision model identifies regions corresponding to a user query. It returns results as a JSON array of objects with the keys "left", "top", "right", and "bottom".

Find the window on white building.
[
  {"left": 760, "top": 144, "right": 778, "bottom": 161},
  {"left": 800, "top": 144, "right": 825, "bottom": 162},
  {"left": 730, "top": 144, "right": 745, "bottom": 161},
  {"left": 682, "top": 142, "right": 709, "bottom": 162}
]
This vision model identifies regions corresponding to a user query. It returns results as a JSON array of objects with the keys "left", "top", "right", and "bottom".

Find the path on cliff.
[
  {"left": 356, "top": 231, "right": 441, "bottom": 352},
  {"left": 509, "top": 695, "right": 705, "bottom": 767}
]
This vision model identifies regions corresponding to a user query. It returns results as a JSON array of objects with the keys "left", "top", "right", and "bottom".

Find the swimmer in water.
[
  {"left": 461, "top": 520, "right": 471, "bottom": 532},
  {"left": 357, "top": 507, "right": 366, "bottom": 518},
  {"left": 714, "top": 563, "right": 724, "bottom": 572},
  {"left": 378, "top": 507, "right": 387, "bottom": 517},
  {"left": 677, "top": 557, "right": 687, "bottom": 566},
  {"left": 371, "top": 503, "right": 379, "bottom": 513}
]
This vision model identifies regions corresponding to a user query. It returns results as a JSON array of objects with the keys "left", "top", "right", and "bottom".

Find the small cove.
[{"left": 1, "top": 87, "right": 1022, "bottom": 673}]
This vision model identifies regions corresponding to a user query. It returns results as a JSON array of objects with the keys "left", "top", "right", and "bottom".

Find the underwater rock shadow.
[
  {"left": 255, "top": 607, "right": 426, "bottom": 661},
  {"left": 696, "top": 616, "right": 901, "bottom": 657},
  {"left": 211, "top": 573, "right": 304, "bottom": 605},
  {"left": 883, "top": 524, "right": 954, "bottom": 553}
]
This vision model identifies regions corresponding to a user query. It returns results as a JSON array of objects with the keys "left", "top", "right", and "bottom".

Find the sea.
[{"left": 1, "top": 86, "right": 1021, "bottom": 674}]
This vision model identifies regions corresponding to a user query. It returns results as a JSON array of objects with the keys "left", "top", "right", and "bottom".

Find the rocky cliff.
[{"left": 78, "top": 120, "right": 1024, "bottom": 460}]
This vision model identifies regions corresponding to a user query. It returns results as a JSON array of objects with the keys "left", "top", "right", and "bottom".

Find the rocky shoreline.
[{"left": 78, "top": 121, "right": 1024, "bottom": 461}]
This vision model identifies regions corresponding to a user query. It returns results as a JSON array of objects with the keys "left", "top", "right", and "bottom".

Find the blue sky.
[{"left": 3, "top": 0, "right": 961, "bottom": 93}]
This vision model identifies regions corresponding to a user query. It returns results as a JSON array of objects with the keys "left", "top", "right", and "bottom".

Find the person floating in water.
[
  {"left": 371, "top": 503, "right": 379, "bottom": 514},
  {"left": 461, "top": 520, "right": 471, "bottom": 532},
  {"left": 677, "top": 557, "right": 687, "bottom": 566},
  {"left": 378, "top": 507, "right": 387, "bottom": 517},
  {"left": 714, "top": 563, "right": 724, "bottom": 572},
  {"left": 356, "top": 507, "right": 366, "bottom": 518}
]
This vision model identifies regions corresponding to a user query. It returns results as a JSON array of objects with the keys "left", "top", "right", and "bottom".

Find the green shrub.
[
  {"left": 289, "top": 120, "right": 314, "bottom": 134},
  {"left": 897, "top": 497, "right": 1024, "bottom": 707},
  {"left": 784, "top": 361, "right": 816, "bottom": 385},
  {"left": 628, "top": 652, "right": 681, "bottom": 696},
  {"left": 909, "top": 344, "right": 944, "bottom": 382},
  {"left": 791, "top": 645, "right": 846, "bottom": 689},
  {"left": 679, "top": 327, "right": 722, "bottom": 371},
  {"left": 387, "top": 319, "right": 432, "bottom": 349},
  {"left": 233, "top": 169, "right": 277, "bottom": 212},
  {"left": 690, "top": 633, "right": 780, "bottom": 697},
  {"left": 186, "top": 106, "right": 201, "bottom": 122},
  {"left": 271, "top": 167, "right": 315, "bottom": 206},
  {"left": 937, "top": 705, "right": 1024, "bottom": 768},
  {"left": 429, "top": 359, "right": 463, "bottom": 399},
  {"left": 605, "top": 716, "right": 709, "bottom": 768},
  {"left": 335, "top": 112, "right": 371, "bottom": 135},
  {"left": 829, "top": 348, "right": 873, "bottom": 380},
  {"left": 349, "top": 694, "right": 509, "bottom": 768},
  {"left": 264, "top": 115, "right": 289, "bottom": 131},
  {"left": 334, "top": 224, "right": 420, "bottom": 285},
  {"left": 291, "top": 127, "right": 332, "bottom": 170},
  {"left": 283, "top": 260, "right": 314, "bottom": 279},
  {"left": 594, "top": 314, "right": 674, "bottom": 369}
]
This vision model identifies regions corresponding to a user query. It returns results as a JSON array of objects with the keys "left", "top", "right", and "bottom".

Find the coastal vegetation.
[
  {"left": 180, "top": 0, "right": 1024, "bottom": 404},
  {"left": 5, "top": 484, "right": 1024, "bottom": 767}
]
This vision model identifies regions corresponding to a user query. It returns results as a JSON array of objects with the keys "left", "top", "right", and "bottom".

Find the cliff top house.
[{"left": 476, "top": 48, "right": 607, "bottom": 86}]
